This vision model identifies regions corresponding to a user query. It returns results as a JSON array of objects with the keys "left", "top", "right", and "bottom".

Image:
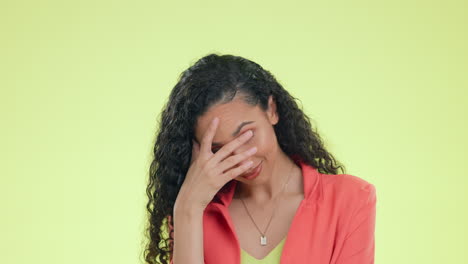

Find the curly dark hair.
[{"left": 142, "top": 53, "right": 346, "bottom": 264}]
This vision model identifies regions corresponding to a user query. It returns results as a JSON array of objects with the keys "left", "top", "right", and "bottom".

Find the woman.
[{"left": 143, "top": 53, "right": 377, "bottom": 264}]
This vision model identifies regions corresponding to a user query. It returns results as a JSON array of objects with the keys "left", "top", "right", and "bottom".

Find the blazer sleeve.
[{"left": 335, "top": 183, "right": 377, "bottom": 264}]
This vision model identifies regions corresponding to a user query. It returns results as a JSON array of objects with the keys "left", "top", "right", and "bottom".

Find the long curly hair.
[{"left": 142, "top": 53, "right": 346, "bottom": 264}]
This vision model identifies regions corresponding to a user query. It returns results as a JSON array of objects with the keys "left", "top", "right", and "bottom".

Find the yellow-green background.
[{"left": 1, "top": 0, "right": 466, "bottom": 263}]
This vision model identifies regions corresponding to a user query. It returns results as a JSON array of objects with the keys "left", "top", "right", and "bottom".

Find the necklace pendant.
[{"left": 260, "top": 235, "right": 267, "bottom": 246}]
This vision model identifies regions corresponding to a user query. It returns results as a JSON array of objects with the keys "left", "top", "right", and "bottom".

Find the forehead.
[{"left": 194, "top": 99, "right": 260, "bottom": 140}]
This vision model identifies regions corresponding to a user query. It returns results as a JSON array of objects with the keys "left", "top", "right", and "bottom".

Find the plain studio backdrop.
[{"left": 0, "top": 0, "right": 466, "bottom": 263}]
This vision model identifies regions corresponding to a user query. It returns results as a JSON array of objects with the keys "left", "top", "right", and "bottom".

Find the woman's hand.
[{"left": 175, "top": 117, "right": 257, "bottom": 212}]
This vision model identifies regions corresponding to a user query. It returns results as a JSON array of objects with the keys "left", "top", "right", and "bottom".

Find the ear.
[{"left": 267, "top": 95, "right": 279, "bottom": 125}]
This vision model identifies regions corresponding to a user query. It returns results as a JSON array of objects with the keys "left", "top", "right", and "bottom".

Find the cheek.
[{"left": 250, "top": 129, "right": 274, "bottom": 154}]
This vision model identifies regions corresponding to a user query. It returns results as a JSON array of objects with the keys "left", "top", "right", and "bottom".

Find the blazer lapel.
[{"left": 202, "top": 155, "right": 322, "bottom": 264}]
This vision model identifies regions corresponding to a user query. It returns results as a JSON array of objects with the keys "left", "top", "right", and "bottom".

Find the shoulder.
[
  {"left": 321, "top": 173, "right": 376, "bottom": 212},
  {"left": 322, "top": 173, "right": 375, "bottom": 195},
  {"left": 326, "top": 173, "right": 375, "bottom": 191}
]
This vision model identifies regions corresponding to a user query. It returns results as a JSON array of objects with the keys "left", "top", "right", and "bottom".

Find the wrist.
[{"left": 174, "top": 198, "right": 205, "bottom": 217}]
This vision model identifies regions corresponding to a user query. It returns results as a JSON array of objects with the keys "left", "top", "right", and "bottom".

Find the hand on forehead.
[{"left": 194, "top": 99, "right": 260, "bottom": 143}]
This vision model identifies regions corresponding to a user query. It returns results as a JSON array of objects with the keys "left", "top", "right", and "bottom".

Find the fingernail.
[{"left": 248, "top": 146, "right": 257, "bottom": 154}]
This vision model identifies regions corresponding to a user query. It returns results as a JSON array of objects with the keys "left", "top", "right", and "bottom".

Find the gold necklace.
[{"left": 239, "top": 162, "right": 295, "bottom": 246}]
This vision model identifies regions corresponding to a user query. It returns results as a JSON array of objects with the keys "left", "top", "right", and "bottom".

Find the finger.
[
  {"left": 200, "top": 117, "right": 219, "bottom": 155},
  {"left": 210, "top": 129, "right": 253, "bottom": 165},
  {"left": 222, "top": 159, "right": 255, "bottom": 181},
  {"left": 216, "top": 145, "right": 257, "bottom": 175},
  {"left": 194, "top": 140, "right": 200, "bottom": 156}
]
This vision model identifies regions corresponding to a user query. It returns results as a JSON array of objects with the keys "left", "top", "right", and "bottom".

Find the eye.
[{"left": 212, "top": 147, "right": 220, "bottom": 153}]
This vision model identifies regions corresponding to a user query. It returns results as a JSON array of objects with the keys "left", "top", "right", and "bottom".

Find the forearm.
[{"left": 171, "top": 203, "right": 205, "bottom": 264}]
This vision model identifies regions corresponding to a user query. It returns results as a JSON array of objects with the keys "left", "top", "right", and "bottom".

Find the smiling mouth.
[{"left": 241, "top": 161, "right": 262, "bottom": 177}]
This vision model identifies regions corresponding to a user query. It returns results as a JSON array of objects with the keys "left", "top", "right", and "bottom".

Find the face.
[{"left": 193, "top": 95, "right": 280, "bottom": 183}]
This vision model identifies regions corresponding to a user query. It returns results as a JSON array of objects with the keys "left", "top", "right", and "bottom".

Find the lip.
[{"left": 241, "top": 160, "right": 263, "bottom": 180}]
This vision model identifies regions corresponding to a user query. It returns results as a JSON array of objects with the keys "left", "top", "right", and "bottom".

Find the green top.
[{"left": 240, "top": 237, "right": 286, "bottom": 264}]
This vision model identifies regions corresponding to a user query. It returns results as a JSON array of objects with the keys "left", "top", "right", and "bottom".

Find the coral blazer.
[{"left": 170, "top": 155, "right": 377, "bottom": 264}]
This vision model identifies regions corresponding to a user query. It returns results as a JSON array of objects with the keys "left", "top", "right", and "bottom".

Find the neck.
[{"left": 233, "top": 151, "right": 301, "bottom": 204}]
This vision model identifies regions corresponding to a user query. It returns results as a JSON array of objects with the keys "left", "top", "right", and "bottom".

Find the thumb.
[{"left": 191, "top": 139, "right": 200, "bottom": 164}]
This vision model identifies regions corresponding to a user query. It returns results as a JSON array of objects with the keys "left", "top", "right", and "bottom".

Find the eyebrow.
[{"left": 211, "top": 120, "right": 255, "bottom": 146}]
